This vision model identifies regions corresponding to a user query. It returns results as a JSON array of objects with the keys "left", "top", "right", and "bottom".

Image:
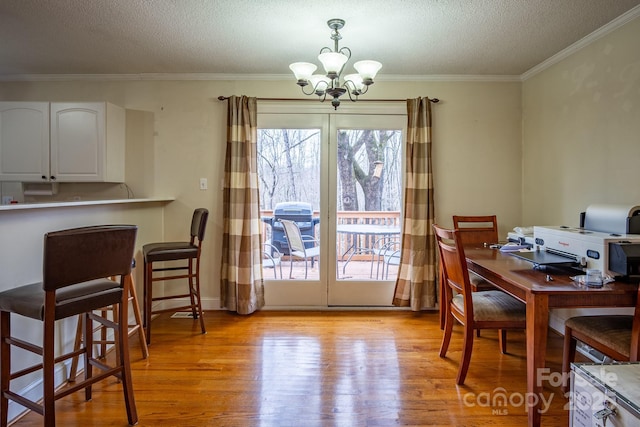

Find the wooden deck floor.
[
  {"left": 11, "top": 310, "right": 576, "bottom": 426},
  {"left": 266, "top": 259, "right": 398, "bottom": 281}
]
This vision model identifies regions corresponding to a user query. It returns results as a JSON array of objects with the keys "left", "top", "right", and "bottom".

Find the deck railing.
[{"left": 261, "top": 210, "right": 401, "bottom": 261}]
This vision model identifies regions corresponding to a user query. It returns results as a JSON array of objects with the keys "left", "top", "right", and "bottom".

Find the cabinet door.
[
  {"left": 0, "top": 102, "right": 50, "bottom": 181},
  {"left": 50, "top": 103, "right": 105, "bottom": 182}
]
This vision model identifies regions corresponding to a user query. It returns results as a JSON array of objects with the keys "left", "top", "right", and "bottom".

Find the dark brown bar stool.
[
  {"left": 68, "top": 262, "right": 148, "bottom": 382},
  {"left": 0, "top": 225, "right": 139, "bottom": 427},
  {"left": 143, "top": 208, "right": 208, "bottom": 344}
]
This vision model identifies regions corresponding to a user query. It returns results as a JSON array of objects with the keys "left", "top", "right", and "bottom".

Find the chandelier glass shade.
[{"left": 289, "top": 19, "right": 382, "bottom": 109}]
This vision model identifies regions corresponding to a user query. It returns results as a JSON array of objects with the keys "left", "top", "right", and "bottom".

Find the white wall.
[
  {"left": 522, "top": 16, "right": 640, "bottom": 227},
  {"left": 522, "top": 15, "right": 640, "bottom": 331},
  {"left": 0, "top": 78, "right": 524, "bottom": 305}
]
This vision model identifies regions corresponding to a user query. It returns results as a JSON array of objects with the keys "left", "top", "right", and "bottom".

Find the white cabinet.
[
  {"left": 0, "top": 102, "right": 125, "bottom": 182},
  {"left": 0, "top": 102, "right": 50, "bottom": 182}
]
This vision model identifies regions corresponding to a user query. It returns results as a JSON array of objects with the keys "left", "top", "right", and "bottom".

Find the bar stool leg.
[
  {"left": 68, "top": 315, "right": 84, "bottom": 382},
  {"left": 144, "top": 261, "right": 153, "bottom": 344},
  {"left": 126, "top": 273, "right": 149, "bottom": 358},
  {"left": 68, "top": 273, "right": 148, "bottom": 382}
]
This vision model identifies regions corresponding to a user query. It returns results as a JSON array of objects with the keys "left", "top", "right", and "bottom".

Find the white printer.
[{"left": 534, "top": 204, "right": 640, "bottom": 278}]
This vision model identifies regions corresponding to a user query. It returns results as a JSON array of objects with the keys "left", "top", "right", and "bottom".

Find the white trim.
[
  {"left": 521, "top": 5, "right": 640, "bottom": 81},
  {"left": 0, "top": 197, "right": 173, "bottom": 211},
  {"left": 0, "top": 72, "right": 521, "bottom": 83},
  {"left": 380, "top": 74, "right": 521, "bottom": 82}
]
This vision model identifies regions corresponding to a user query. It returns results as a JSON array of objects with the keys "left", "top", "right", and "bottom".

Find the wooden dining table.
[{"left": 464, "top": 246, "right": 638, "bottom": 427}]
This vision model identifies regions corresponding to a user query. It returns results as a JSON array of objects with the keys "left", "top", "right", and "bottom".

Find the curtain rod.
[{"left": 217, "top": 96, "right": 439, "bottom": 103}]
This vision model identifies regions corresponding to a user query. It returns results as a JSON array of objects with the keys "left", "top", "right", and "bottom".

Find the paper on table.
[
  {"left": 513, "top": 226, "right": 533, "bottom": 236},
  {"left": 499, "top": 244, "right": 529, "bottom": 252}
]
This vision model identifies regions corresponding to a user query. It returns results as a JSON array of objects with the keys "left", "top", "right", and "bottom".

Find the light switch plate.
[{"left": 199, "top": 178, "right": 208, "bottom": 190}]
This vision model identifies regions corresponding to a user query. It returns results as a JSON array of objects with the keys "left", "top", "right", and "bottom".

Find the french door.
[{"left": 258, "top": 102, "right": 405, "bottom": 307}]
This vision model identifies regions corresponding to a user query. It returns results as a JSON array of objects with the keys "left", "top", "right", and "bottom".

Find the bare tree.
[
  {"left": 258, "top": 129, "right": 320, "bottom": 209},
  {"left": 337, "top": 129, "right": 399, "bottom": 211},
  {"left": 258, "top": 130, "right": 280, "bottom": 210},
  {"left": 259, "top": 127, "right": 400, "bottom": 213}
]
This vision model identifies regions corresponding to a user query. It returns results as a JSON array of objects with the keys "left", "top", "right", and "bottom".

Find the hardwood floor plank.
[{"left": 11, "top": 310, "right": 573, "bottom": 426}]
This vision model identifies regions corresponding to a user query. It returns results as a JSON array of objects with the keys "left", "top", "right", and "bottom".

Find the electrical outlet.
[{"left": 199, "top": 178, "right": 208, "bottom": 190}]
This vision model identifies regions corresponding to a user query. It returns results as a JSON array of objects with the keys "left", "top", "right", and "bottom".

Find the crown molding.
[
  {"left": 0, "top": 73, "right": 267, "bottom": 82},
  {"left": 0, "top": 72, "right": 521, "bottom": 83},
  {"left": 378, "top": 74, "right": 521, "bottom": 82},
  {"left": 521, "top": 4, "right": 640, "bottom": 81}
]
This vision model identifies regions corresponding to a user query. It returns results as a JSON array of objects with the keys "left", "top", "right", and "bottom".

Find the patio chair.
[
  {"left": 369, "top": 236, "right": 400, "bottom": 279},
  {"left": 382, "top": 241, "right": 401, "bottom": 279},
  {"left": 279, "top": 219, "right": 320, "bottom": 279},
  {"left": 263, "top": 243, "right": 283, "bottom": 279}
]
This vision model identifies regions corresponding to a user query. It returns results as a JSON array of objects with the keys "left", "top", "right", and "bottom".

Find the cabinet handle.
[
  {"left": 50, "top": 176, "right": 56, "bottom": 180},
  {"left": 41, "top": 175, "right": 46, "bottom": 180}
]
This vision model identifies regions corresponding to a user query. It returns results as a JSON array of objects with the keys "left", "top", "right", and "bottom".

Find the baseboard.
[{"left": 153, "top": 297, "right": 221, "bottom": 312}]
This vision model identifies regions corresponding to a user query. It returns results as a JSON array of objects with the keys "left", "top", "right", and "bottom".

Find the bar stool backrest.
[{"left": 43, "top": 225, "right": 137, "bottom": 292}]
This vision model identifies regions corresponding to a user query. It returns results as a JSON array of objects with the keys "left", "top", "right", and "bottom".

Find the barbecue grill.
[{"left": 262, "top": 202, "right": 320, "bottom": 255}]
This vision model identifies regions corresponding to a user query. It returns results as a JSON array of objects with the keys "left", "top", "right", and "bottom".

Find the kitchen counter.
[
  {"left": 0, "top": 197, "right": 174, "bottom": 211},
  {"left": 0, "top": 195, "right": 172, "bottom": 423}
]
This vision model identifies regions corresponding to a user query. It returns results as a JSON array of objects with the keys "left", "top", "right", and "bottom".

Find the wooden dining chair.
[
  {"left": 452, "top": 215, "right": 499, "bottom": 291},
  {"left": 439, "top": 215, "right": 501, "bottom": 330},
  {"left": 434, "top": 224, "right": 526, "bottom": 385},
  {"left": 561, "top": 285, "right": 640, "bottom": 392}
]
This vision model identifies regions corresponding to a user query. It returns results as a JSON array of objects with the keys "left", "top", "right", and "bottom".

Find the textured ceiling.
[{"left": 0, "top": 0, "right": 639, "bottom": 78}]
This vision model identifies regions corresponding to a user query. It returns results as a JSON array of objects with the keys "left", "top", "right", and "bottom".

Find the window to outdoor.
[
  {"left": 258, "top": 128, "right": 321, "bottom": 281},
  {"left": 335, "top": 129, "right": 402, "bottom": 282},
  {"left": 257, "top": 108, "right": 404, "bottom": 307}
]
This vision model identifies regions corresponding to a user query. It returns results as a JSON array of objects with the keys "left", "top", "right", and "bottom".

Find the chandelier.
[{"left": 289, "top": 19, "right": 382, "bottom": 110}]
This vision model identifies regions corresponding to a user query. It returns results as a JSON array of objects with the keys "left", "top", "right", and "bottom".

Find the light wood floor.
[{"left": 12, "top": 310, "right": 576, "bottom": 427}]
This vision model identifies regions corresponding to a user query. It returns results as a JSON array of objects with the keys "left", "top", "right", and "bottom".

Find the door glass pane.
[
  {"left": 336, "top": 129, "right": 403, "bottom": 281},
  {"left": 258, "top": 128, "right": 321, "bottom": 281}
]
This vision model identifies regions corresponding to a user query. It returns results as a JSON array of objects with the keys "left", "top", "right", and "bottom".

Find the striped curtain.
[
  {"left": 392, "top": 97, "right": 437, "bottom": 310},
  {"left": 220, "top": 96, "right": 265, "bottom": 314}
]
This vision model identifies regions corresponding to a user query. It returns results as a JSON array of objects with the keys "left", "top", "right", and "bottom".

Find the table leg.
[{"left": 526, "top": 293, "right": 549, "bottom": 427}]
